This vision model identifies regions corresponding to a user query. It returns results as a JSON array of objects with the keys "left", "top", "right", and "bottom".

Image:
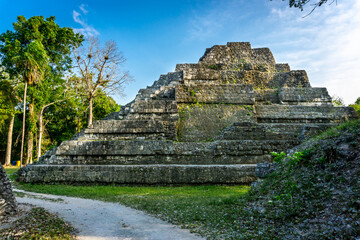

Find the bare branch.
[{"left": 72, "top": 37, "right": 133, "bottom": 125}]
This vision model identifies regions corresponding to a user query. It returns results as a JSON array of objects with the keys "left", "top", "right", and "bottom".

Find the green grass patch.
[
  {"left": 4, "top": 166, "right": 20, "bottom": 181},
  {"left": 13, "top": 182, "right": 250, "bottom": 239},
  {"left": 4, "top": 167, "right": 19, "bottom": 175}
]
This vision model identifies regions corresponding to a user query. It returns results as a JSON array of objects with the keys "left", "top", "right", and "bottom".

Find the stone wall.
[
  {"left": 0, "top": 165, "right": 18, "bottom": 218},
  {"left": 18, "top": 164, "right": 257, "bottom": 184},
  {"left": 177, "top": 104, "right": 256, "bottom": 142}
]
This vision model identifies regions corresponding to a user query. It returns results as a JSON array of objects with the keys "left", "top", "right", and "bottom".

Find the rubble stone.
[{"left": 0, "top": 165, "right": 18, "bottom": 218}]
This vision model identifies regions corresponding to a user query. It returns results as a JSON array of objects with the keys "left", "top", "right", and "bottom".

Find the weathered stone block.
[
  {"left": 256, "top": 105, "right": 358, "bottom": 123},
  {"left": 176, "top": 84, "right": 255, "bottom": 104},
  {"left": 216, "top": 122, "right": 298, "bottom": 141},
  {"left": 177, "top": 104, "right": 256, "bottom": 142},
  {"left": 132, "top": 100, "right": 178, "bottom": 113},
  {"left": 275, "top": 63, "right": 290, "bottom": 72},
  {"left": 199, "top": 42, "right": 276, "bottom": 71},
  {"left": 270, "top": 70, "right": 311, "bottom": 88},
  {"left": 279, "top": 87, "right": 332, "bottom": 105},
  {"left": 85, "top": 120, "right": 165, "bottom": 134},
  {"left": 254, "top": 89, "right": 280, "bottom": 104}
]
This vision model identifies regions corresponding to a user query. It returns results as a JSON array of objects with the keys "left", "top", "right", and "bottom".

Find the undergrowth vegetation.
[
  {"left": 0, "top": 207, "right": 76, "bottom": 239},
  {"left": 248, "top": 119, "right": 360, "bottom": 239}
]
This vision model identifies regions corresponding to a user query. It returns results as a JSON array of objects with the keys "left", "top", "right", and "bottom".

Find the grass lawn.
[
  {"left": 5, "top": 168, "right": 250, "bottom": 239},
  {"left": 4, "top": 166, "right": 19, "bottom": 177}
]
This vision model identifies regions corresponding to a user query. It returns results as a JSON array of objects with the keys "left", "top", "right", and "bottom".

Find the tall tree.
[
  {"left": 0, "top": 68, "right": 21, "bottom": 166},
  {"left": 33, "top": 73, "right": 68, "bottom": 160},
  {"left": 20, "top": 41, "right": 49, "bottom": 165},
  {"left": 0, "top": 16, "right": 83, "bottom": 166},
  {"left": 72, "top": 37, "right": 132, "bottom": 127},
  {"left": 33, "top": 71, "right": 88, "bottom": 160}
]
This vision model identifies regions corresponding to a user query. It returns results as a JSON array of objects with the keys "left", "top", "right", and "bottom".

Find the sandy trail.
[{"left": 14, "top": 189, "right": 204, "bottom": 240}]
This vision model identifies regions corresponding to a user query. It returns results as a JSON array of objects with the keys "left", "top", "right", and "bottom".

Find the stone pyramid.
[{"left": 18, "top": 42, "right": 358, "bottom": 184}]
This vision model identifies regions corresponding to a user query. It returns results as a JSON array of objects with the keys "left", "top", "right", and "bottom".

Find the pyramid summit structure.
[{"left": 18, "top": 42, "right": 358, "bottom": 184}]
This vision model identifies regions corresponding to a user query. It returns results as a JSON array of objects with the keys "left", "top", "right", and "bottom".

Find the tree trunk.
[
  {"left": 19, "top": 81, "right": 28, "bottom": 168},
  {"left": 88, "top": 96, "right": 93, "bottom": 127},
  {"left": 37, "top": 110, "right": 44, "bottom": 161},
  {"left": 26, "top": 99, "right": 35, "bottom": 165},
  {"left": 5, "top": 114, "right": 15, "bottom": 166},
  {"left": 77, "top": 116, "right": 80, "bottom": 132}
]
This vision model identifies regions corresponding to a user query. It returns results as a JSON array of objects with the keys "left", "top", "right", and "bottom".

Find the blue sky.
[{"left": 1, "top": 0, "right": 359, "bottom": 105}]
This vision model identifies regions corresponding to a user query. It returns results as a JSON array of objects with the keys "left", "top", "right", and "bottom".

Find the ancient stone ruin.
[
  {"left": 0, "top": 165, "right": 18, "bottom": 218},
  {"left": 17, "top": 42, "right": 358, "bottom": 184}
]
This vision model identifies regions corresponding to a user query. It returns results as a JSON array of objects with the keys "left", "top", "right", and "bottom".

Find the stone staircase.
[{"left": 18, "top": 42, "right": 358, "bottom": 184}]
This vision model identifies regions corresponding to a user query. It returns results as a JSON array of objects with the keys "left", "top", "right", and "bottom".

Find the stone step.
[
  {"left": 18, "top": 164, "right": 257, "bottom": 184},
  {"left": 134, "top": 72, "right": 182, "bottom": 101},
  {"left": 258, "top": 122, "right": 335, "bottom": 133},
  {"left": 255, "top": 89, "right": 280, "bottom": 104},
  {"left": 257, "top": 123, "right": 338, "bottom": 141},
  {"left": 135, "top": 87, "right": 157, "bottom": 100},
  {"left": 176, "top": 84, "right": 255, "bottom": 104},
  {"left": 216, "top": 122, "right": 297, "bottom": 141},
  {"left": 125, "top": 112, "right": 179, "bottom": 121},
  {"left": 132, "top": 100, "right": 178, "bottom": 114},
  {"left": 255, "top": 88, "right": 332, "bottom": 106},
  {"left": 85, "top": 120, "right": 165, "bottom": 134},
  {"left": 213, "top": 140, "right": 299, "bottom": 156},
  {"left": 150, "top": 86, "right": 176, "bottom": 99},
  {"left": 53, "top": 140, "right": 293, "bottom": 163},
  {"left": 118, "top": 100, "right": 135, "bottom": 119},
  {"left": 256, "top": 105, "right": 357, "bottom": 123},
  {"left": 279, "top": 87, "right": 332, "bottom": 105},
  {"left": 157, "top": 72, "right": 183, "bottom": 86},
  {"left": 46, "top": 153, "right": 271, "bottom": 165},
  {"left": 79, "top": 133, "right": 167, "bottom": 141}
]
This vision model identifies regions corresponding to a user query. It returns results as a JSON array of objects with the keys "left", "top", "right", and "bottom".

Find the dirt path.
[{"left": 14, "top": 189, "right": 204, "bottom": 240}]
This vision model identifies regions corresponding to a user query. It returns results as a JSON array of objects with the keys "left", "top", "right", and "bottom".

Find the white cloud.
[
  {"left": 72, "top": 5, "right": 99, "bottom": 37},
  {"left": 79, "top": 4, "right": 88, "bottom": 14},
  {"left": 187, "top": 0, "right": 250, "bottom": 41},
  {"left": 186, "top": 0, "right": 359, "bottom": 104},
  {"left": 266, "top": 0, "right": 360, "bottom": 105},
  {"left": 73, "top": 10, "right": 83, "bottom": 25}
]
